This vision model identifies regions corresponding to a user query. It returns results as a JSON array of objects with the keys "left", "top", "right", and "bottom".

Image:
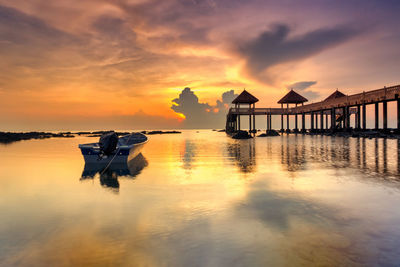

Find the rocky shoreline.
[
  {"left": 0, "top": 130, "right": 182, "bottom": 144},
  {"left": 0, "top": 132, "right": 74, "bottom": 144}
]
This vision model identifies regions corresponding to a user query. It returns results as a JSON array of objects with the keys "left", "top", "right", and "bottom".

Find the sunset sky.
[{"left": 1, "top": 0, "right": 400, "bottom": 130}]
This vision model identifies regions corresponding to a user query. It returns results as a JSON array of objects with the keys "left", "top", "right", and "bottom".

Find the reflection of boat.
[
  {"left": 80, "top": 153, "right": 148, "bottom": 191},
  {"left": 78, "top": 132, "right": 148, "bottom": 164}
]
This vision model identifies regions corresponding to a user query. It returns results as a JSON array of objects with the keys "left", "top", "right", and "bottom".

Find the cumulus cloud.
[
  {"left": 235, "top": 24, "right": 361, "bottom": 84},
  {"left": 171, "top": 87, "right": 237, "bottom": 128},
  {"left": 286, "top": 81, "right": 320, "bottom": 101}
]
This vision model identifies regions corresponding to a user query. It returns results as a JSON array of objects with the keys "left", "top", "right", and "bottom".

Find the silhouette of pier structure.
[{"left": 226, "top": 84, "right": 400, "bottom": 134}]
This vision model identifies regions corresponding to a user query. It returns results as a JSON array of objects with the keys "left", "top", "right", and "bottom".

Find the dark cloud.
[
  {"left": 287, "top": 81, "right": 320, "bottom": 101},
  {"left": 236, "top": 24, "right": 361, "bottom": 84},
  {"left": 0, "top": 5, "right": 81, "bottom": 69},
  {"left": 171, "top": 88, "right": 237, "bottom": 128},
  {"left": 287, "top": 81, "right": 316, "bottom": 91},
  {"left": 0, "top": 5, "right": 74, "bottom": 46}
]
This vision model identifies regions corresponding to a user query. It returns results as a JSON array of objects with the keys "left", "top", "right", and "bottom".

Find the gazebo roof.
[
  {"left": 232, "top": 90, "right": 259, "bottom": 104},
  {"left": 278, "top": 89, "right": 308, "bottom": 104},
  {"left": 325, "top": 89, "right": 346, "bottom": 101}
]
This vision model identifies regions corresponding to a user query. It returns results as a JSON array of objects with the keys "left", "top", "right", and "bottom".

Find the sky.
[{"left": 1, "top": 0, "right": 400, "bottom": 130}]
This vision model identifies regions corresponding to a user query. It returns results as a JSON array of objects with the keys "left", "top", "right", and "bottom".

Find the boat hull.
[{"left": 79, "top": 139, "right": 147, "bottom": 164}]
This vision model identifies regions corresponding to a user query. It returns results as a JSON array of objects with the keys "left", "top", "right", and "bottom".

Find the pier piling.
[
  {"left": 362, "top": 103, "right": 366, "bottom": 130},
  {"left": 383, "top": 100, "right": 388, "bottom": 131},
  {"left": 375, "top": 102, "right": 379, "bottom": 130}
]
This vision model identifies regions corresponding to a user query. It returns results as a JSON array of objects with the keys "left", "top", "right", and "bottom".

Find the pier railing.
[{"left": 229, "top": 85, "right": 400, "bottom": 115}]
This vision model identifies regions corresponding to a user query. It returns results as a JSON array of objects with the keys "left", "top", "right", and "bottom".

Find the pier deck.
[{"left": 226, "top": 84, "right": 400, "bottom": 133}]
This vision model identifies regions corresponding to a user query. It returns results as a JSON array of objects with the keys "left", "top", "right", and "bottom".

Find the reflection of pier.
[
  {"left": 278, "top": 135, "right": 400, "bottom": 179},
  {"left": 227, "top": 140, "right": 256, "bottom": 173},
  {"left": 226, "top": 85, "right": 400, "bottom": 133},
  {"left": 80, "top": 153, "right": 148, "bottom": 192}
]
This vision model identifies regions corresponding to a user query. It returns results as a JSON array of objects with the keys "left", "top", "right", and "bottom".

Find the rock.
[
  {"left": 258, "top": 130, "right": 280, "bottom": 137},
  {"left": 0, "top": 131, "right": 75, "bottom": 144},
  {"left": 146, "top": 130, "right": 181, "bottom": 135},
  {"left": 232, "top": 130, "right": 252, "bottom": 139}
]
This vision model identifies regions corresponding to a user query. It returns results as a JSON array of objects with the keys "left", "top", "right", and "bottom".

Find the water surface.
[{"left": 1, "top": 131, "right": 400, "bottom": 266}]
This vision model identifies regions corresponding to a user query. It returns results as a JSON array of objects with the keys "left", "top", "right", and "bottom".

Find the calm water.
[{"left": 1, "top": 130, "right": 400, "bottom": 266}]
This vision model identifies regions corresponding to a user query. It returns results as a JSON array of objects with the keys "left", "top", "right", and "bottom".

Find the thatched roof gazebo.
[
  {"left": 325, "top": 89, "right": 346, "bottom": 101},
  {"left": 278, "top": 89, "right": 308, "bottom": 105},
  {"left": 232, "top": 90, "right": 259, "bottom": 105},
  {"left": 278, "top": 89, "right": 308, "bottom": 133}
]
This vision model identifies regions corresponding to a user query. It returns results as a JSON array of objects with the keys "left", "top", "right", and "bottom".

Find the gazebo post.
[
  {"left": 252, "top": 103, "right": 256, "bottom": 133},
  {"left": 325, "top": 111, "right": 329, "bottom": 130},
  {"left": 249, "top": 103, "right": 251, "bottom": 134},
  {"left": 286, "top": 103, "right": 289, "bottom": 132},
  {"left": 281, "top": 103, "right": 284, "bottom": 132},
  {"left": 295, "top": 103, "right": 298, "bottom": 132},
  {"left": 311, "top": 112, "right": 314, "bottom": 131},
  {"left": 320, "top": 110, "right": 324, "bottom": 131}
]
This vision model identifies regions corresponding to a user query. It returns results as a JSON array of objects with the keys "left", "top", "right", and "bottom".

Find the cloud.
[
  {"left": 287, "top": 81, "right": 317, "bottom": 91},
  {"left": 235, "top": 24, "right": 361, "bottom": 84},
  {"left": 171, "top": 87, "right": 237, "bottom": 128},
  {"left": 287, "top": 81, "right": 320, "bottom": 101},
  {"left": 0, "top": 5, "right": 75, "bottom": 47}
]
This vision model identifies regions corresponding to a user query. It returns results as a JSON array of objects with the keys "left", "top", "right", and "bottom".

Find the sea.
[{"left": 1, "top": 130, "right": 400, "bottom": 266}]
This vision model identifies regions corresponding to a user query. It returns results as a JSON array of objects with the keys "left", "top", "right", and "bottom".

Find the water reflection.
[
  {"left": 80, "top": 153, "right": 148, "bottom": 192},
  {"left": 3, "top": 132, "right": 400, "bottom": 266},
  {"left": 181, "top": 139, "right": 196, "bottom": 170},
  {"left": 280, "top": 135, "right": 307, "bottom": 172},
  {"left": 224, "top": 135, "right": 400, "bottom": 182},
  {"left": 276, "top": 135, "right": 400, "bottom": 181},
  {"left": 227, "top": 140, "right": 256, "bottom": 173}
]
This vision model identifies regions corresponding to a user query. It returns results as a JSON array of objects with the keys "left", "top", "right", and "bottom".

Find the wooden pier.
[{"left": 226, "top": 84, "right": 400, "bottom": 134}]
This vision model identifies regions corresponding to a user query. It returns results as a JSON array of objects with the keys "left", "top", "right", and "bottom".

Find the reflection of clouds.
[
  {"left": 226, "top": 140, "right": 256, "bottom": 173},
  {"left": 236, "top": 184, "right": 347, "bottom": 231}
]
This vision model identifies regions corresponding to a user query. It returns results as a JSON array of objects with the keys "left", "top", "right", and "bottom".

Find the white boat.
[{"left": 78, "top": 132, "right": 148, "bottom": 164}]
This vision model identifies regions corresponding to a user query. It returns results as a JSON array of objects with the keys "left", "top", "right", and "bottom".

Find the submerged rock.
[
  {"left": 232, "top": 130, "right": 252, "bottom": 139},
  {"left": 144, "top": 130, "right": 181, "bottom": 135},
  {"left": 258, "top": 130, "right": 280, "bottom": 137}
]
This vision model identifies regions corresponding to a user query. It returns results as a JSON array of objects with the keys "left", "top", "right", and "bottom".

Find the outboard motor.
[{"left": 99, "top": 131, "right": 119, "bottom": 158}]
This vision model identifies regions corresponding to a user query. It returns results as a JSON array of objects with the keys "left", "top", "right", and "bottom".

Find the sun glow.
[{"left": 176, "top": 113, "right": 186, "bottom": 120}]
